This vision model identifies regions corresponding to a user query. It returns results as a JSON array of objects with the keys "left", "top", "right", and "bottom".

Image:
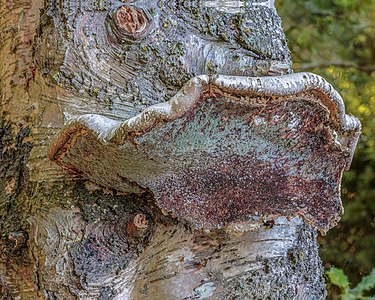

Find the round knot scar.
[
  {"left": 133, "top": 213, "right": 148, "bottom": 230},
  {"left": 115, "top": 6, "right": 148, "bottom": 36}
]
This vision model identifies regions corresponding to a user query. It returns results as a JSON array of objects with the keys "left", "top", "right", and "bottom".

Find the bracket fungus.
[{"left": 49, "top": 72, "right": 361, "bottom": 234}]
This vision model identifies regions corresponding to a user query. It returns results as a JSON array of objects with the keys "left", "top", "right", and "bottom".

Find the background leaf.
[{"left": 327, "top": 267, "right": 350, "bottom": 291}]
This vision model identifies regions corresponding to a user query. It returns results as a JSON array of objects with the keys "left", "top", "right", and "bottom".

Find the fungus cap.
[{"left": 49, "top": 73, "right": 361, "bottom": 234}]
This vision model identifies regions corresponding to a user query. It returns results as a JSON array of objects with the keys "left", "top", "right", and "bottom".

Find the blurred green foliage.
[
  {"left": 277, "top": 0, "right": 375, "bottom": 297},
  {"left": 326, "top": 267, "right": 375, "bottom": 299}
]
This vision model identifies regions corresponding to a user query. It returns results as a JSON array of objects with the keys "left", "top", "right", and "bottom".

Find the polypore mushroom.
[{"left": 49, "top": 72, "right": 360, "bottom": 234}]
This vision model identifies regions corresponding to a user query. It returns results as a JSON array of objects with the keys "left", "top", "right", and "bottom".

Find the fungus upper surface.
[{"left": 49, "top": 73, "right": 361, "bottom": 234}]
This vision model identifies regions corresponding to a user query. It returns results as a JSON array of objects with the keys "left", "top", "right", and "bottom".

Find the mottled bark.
[
  {"left": 29, "top": 210, "right": 325, "bottom": 299},
  {"left": 0, "top": 0, "right": 359, "bottom": 299}
]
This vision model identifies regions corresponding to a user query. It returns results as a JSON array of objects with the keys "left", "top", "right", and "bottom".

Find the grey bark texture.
[{"left": 0, "top": 0, "right": 360, "bottom": 299}]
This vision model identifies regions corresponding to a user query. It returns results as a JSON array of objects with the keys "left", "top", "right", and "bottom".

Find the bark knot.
[
  {"left": 125, "top": 213, "right": 149, "bottom": 238},
  {"left": 114, "top": 6, "right": 148, "bottom": 38}
]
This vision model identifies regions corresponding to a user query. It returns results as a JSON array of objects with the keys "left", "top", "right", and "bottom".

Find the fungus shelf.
[{"left": 49, "top": 73, "right": 361, "bottom": 234}]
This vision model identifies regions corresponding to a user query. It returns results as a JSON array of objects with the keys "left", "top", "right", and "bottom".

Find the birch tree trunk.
[{"left": 0, "top": 0, "right": 360, "bottom": 299}]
